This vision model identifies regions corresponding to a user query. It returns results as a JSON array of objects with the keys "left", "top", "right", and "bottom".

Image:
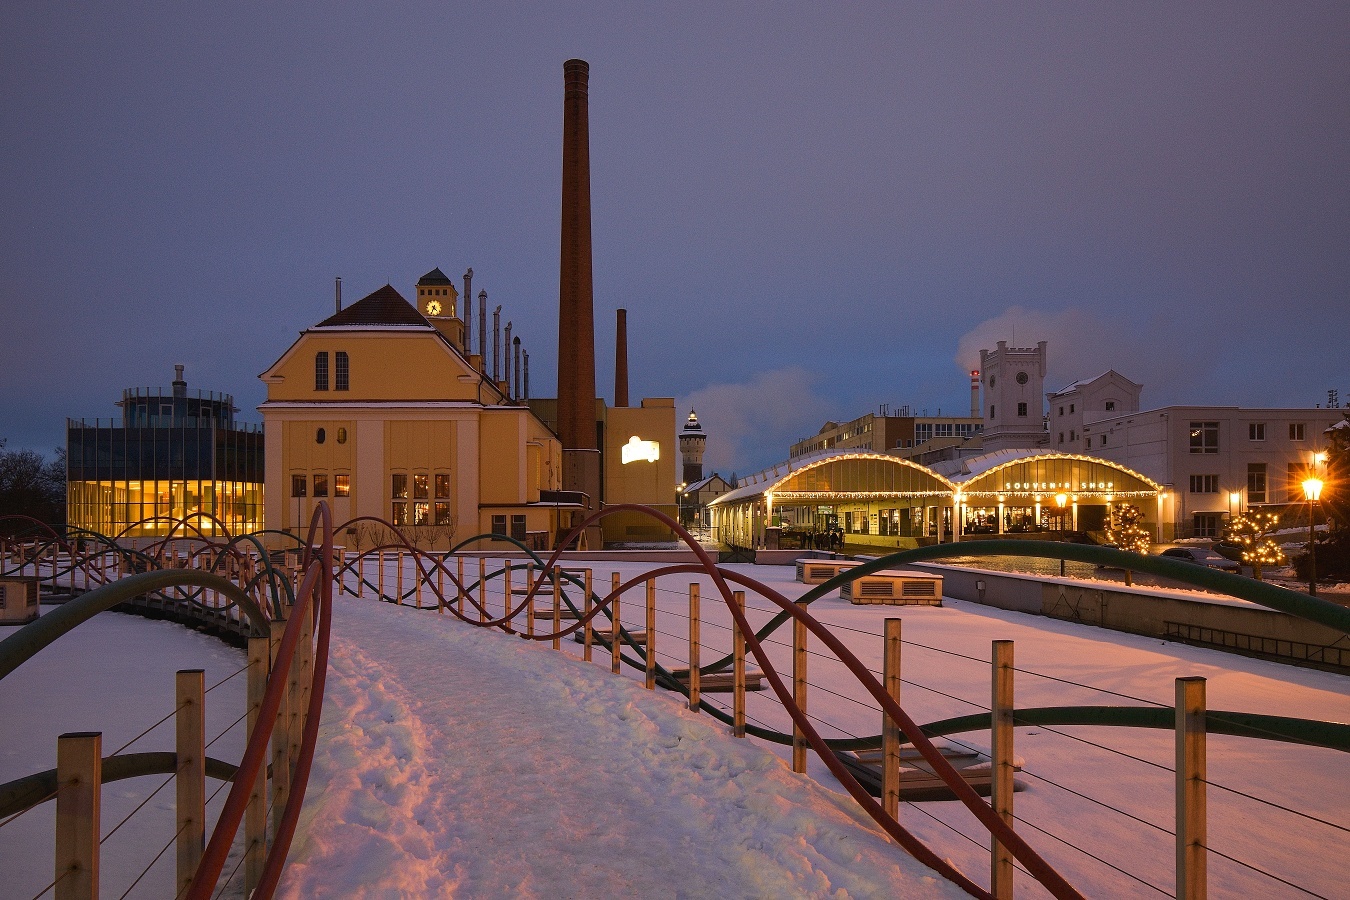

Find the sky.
[{"left": 2, "top": 2, "right": 1347, "bottom": 475}]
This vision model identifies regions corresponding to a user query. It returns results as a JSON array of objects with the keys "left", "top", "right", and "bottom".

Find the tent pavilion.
[{"left": 708, "top": 449, "right": 1162, "bottom": 552}]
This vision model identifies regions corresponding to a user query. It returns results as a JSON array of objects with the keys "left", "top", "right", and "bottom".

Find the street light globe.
[
  {"left": 1229, "top": 491, "right": 1242, "bottom": 504},
  {"left": 1055, "top": 493, "right": 1068, "bottom": 508},
  {"left": 1302, "top": 478, "right": 1324, "bottom": 502}
]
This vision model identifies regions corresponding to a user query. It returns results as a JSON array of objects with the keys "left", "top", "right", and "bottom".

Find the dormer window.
[{"left": 315, "top": 352, "right": 329, "bottom": 391}]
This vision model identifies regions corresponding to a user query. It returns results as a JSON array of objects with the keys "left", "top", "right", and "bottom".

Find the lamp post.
[
  {"left": 1055, "top": 493, "right": 1068, "bottom": 576},
  {"left": 1302, "top": 477, "right": 1323, "bottom": 597},
  {"left": 1228, "top": 491, "right": 1241, "bottom": 520}
]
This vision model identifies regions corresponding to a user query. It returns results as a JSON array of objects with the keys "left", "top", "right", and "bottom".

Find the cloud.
[
  {"left": 677, "top": 367, "right": 837, "bottom": 476},
  {"left": 954, "top": 305, "right": 1204, "bottom": 401}
]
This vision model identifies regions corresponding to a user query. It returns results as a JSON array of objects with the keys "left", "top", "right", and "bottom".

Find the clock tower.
[{"left": 416, "top": 267, "right": 465, "bottom": 350}]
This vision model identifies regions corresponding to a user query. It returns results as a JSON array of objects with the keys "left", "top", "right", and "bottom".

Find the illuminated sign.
[{"left": 621, "top": 436, "right": 660, "bottom": 464}]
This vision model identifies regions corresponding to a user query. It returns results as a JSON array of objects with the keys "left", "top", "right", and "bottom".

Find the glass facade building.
[{"left": 67, "top": 369, "right": 264, "bottom": 538}]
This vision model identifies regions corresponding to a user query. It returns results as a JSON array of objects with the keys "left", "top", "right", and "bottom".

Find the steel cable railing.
[{"left": 333, "top": 504, "right": 1350, "bottom": 899}]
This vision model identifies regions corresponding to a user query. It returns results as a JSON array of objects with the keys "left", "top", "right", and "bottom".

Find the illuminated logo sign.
[{"left": 621, "top": 436, "right": 660, "bottom": 464}]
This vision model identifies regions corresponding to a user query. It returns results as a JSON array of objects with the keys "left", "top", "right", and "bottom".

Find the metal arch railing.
[
  {"left": 0, "top": 504, "right": 339, "bottom": 900},
  {"left": 337, "top": 504, "right": 1350, "bottom": 899}
]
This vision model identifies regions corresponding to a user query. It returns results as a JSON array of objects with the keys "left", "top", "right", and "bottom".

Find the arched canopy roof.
[
  {"left": 711, "top": 451, "right": 955, "bottom": 507},
  {"left": 952, "top": 451, "right": 1160, "bottom": 499}
]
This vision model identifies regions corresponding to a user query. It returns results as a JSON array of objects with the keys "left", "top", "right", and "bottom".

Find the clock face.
[
  {"left": 426, "top": 300, "right": 442, "bottom": 316},
  {"left": 1016, "top": 371, "right": 1029, "bottom": 385}
]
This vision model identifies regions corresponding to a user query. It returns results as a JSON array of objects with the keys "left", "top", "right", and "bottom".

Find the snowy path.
[{"left": 279, "top": 596, "right": 965, "bottom": 898}]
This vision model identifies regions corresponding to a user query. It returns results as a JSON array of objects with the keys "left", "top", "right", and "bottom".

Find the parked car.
[{"left": 1158, "top": 547, "right": 1241, "bottom": 573}]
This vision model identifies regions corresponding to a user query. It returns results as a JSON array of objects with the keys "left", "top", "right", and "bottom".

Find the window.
[
  {"left": 334, "top": 474, "right": 350, "bottom": 497},
  {"left": 413, "top": 501, "right": 430, "bottom": 526},
  {"left": 315, "top": 352, "right": 329, "bottom": 391},
  {"left": 1069, "top": 403, "right": 1075, "bottom": 414},
  {"left": 915, "top": 423, "right": 933, "bottom": 443},
  {"left": 511, "top": 515, "right": 527, "bottom": 541},
  {"left": 1099, "top": 435, "right": 1107, "bottom": 446},
  {"left": 1017, "top": 402, "right": 1028, "bottom": 417},
  {"left": 1189, "top": 475, "right": 1219, "bottom": 493},
  {"left": 313, "top": 474, "right": 328, "bottom": 497},
  {"left": 1069, "top": 430, "right": 1076, "bottom": 441},
  {"left": 335, "top": 351, "right": 349, "bottom": 391},
  {"left": 413, "top": 473, "right": 429, "bottom": 499},
  {"left": 1193, "top": 513, "right": 1222, "bottom": 538},
  {"left": 1058, "top": 432, "right": 1064, "bottom": 444},
  {"left": 1105, "top": 401, "right": 1116, "bottom": 411},
  {"left": 316, "top": 427, "right": 326, "bottom": 444},
  {"left": 990, "top": 405, "right": 995, "bottom": 418},
  {"left": 1058, "top": 406, "right": 1064, "bottom": 416},
  {"left": 491, "top": 515, "right": 507, "bottom": 536},
  {"left": 391, "top": 473, "right": 408, "bottom": 525},
  {"left": 291, "top": 475, "right": 307, "bottom": 497},
  {"left": 1247, "top": 463, "right": 1267, "bottom": 504},
  {"left": 434, "top": 502, "right": 452, "bottom": 525},
  {"left": 1290, "top": 423, "right": 1305, "bottom": 441},
  {"left": 1189, "top": 422, "right": 1219, "bottom": 454},
  {"left": 336, "top": 427, "right": 348, "bottom": 444},
  {"left": 1248, "top": 423, "right": 1266, "bottom": 441},
  {"left": 435, "top": 474, "right": 451, "bottom": 498}
]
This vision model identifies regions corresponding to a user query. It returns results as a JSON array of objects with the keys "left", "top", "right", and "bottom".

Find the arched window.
[
  {"left": 315, "top": 352, "right": 329, "bottom": 391},
  {"left": 335, "top": 351, "right": 349, "bottom": 391}
]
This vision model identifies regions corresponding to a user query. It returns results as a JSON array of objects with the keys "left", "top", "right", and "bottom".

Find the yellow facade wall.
[{"left": 265, "top": 331, "right": 482, "bottom": 402}]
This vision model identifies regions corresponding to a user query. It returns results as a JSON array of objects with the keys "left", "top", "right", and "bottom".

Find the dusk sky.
[{"left": 3, "top": 3, "right": 1347, "bottom": 474}]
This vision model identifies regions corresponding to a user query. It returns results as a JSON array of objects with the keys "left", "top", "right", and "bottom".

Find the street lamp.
[
  {"left": 1228, "top": 491, "right": 1242, "bottom": 519},
  {"left": 1302, "top": 477, "right": 1323, "bottom": 596}
]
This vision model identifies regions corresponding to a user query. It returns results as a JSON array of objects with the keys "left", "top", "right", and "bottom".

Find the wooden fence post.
[
  {"left": 991, "top": 640, "right": 1015, "bottom": 899},
  {"left": 478, "top": 557, "right": 487, "bottom": 623},
  {"left": 55, "top": 732, "right": 100, "bottom": 900},
  {"left": 610, "top": 572, "right": 622, "bottom": 675},
  {"left": 552, "top": 571, "right": 562, "bottom": 651},
  {"left": 244, "top": 636, "right": 269, "bottom": 892},
  {"left": 396, "top": 550, "right": 404, "bottom": 605},
  {"left": 645, "top": 579, "right": 656, "bottom": 689},
  {"left": 733, "top": 590, "right": 746, "bottom": 738},
  {"left": 437, "top": 552, "right": 445, "bottom": 614},
  {"left": 688, "top": 583, "right": 700, "bottom": 712},
  {"left": 505, "top": 562, "right": 515, "bottom": 633},
  {"left": 176, "top": 670, "right": 206, "bottom": 895},
  {"left": 583, "top": 569, "right": 594, "bottom": 662},
  {"left": 269, "top": 619, "right": 290, "bottom": 842},
  {"left": 792, "top": 602, "right": 807, "bottom": 773},
  {"left": 377, "top": 551, "right": 384, "bottom": 602},
  {"left": 1177, "top": 676, "right": 1207, "bottom": 900},
  {"left": 882, "top": 618, "right": 902, "bottom": 818},
  {"left": 456, "top": 556, "right": 465, "bottom": 616}
]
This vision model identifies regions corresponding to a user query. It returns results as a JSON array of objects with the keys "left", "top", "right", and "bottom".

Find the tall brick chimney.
[
  {"left": 614, "top": 307, "right": 629, "bottom": 407},
  {"left": 557, "top": 58, "right": 602, "bottom": 542}
]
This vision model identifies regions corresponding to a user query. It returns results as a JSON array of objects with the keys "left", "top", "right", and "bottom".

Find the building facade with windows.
[
  {"left": 259, "top": 278, "right": 565, "bottom": 550},
  {"left": 1085, "top": 406, "right": 1340, "bottom": 539},
  {"left": 789, "top": 411, "right": 983, "bottom": 461},
  {"left": 66, "top": 366, "right": 264, "bottom": 538}
]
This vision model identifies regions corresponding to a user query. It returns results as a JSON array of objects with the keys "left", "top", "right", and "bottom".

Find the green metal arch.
[{"left": 0, "top": 569, "right": 270, "bottom": 682}]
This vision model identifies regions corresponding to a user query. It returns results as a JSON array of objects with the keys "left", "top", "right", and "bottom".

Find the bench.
[
  {"left": 838, "top": 745, "right": 1023, "bottom": 801},
  {"left": 667, "top": 667, "right": 766, "bottom": 692},
  {"left": 840, "top": 570, "right": 942, "bottom": 606},
  {"left": 795, "top": 559, "right": 860, "bottom": 584}
]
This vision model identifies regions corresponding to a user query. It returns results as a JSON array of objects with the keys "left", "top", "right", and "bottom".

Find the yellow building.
[
  {"left": 527, "top": 397, "right": 678, "bottom": 542},
  {"left": 259, "top": 278, "right": 566, "bottom": 549}
]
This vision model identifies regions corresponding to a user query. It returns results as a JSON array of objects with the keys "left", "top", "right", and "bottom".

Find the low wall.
[{"left": 905, "top": 563, "right": 1350, "bottom": 675}]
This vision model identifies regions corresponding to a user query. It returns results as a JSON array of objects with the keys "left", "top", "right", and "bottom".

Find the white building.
[
  {"left": 1086, "top": 406, "right": 1341, "bottom": 539},
  {"left": 1047, "top": 370, "right": 1143, "bottom": 453},
  {"left": 979, "top": 341, "right": 1049, "bottom": 452}
]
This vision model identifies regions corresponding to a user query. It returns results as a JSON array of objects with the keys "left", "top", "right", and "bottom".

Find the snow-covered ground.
[{"left": 3, "top": 557, "right": 1348, "bottom": 898}]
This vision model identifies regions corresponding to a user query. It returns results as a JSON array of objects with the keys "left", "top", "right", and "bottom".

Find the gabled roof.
[
  {"left": 316, "top": 285, "right": 430, "bottom": 327},
  {"left": 418, "top": 267, "right": 453, "bottom": 286},
  {"left": 1047, "top": 369, "right": 1141, "bottom": 398}
]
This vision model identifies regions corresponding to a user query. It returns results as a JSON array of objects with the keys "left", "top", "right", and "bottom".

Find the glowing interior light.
[{"left": 621, "top": 436, "right": 660, "bottom": 464}]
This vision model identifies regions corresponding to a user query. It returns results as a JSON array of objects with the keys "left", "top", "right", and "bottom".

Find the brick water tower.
[{"left": 679, "top": 410, "right": 706, "bottom": 485}]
